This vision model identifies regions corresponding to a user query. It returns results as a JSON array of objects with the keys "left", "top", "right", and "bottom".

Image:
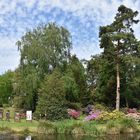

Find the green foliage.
[
  {"left": 94, "top": 5, "right": 140, "bottom": 109},
  {"left": 82, "top": 121, "right": 101, "bottom": 136},
  {"left": 2, "top": 5, "right": 139, "bottom": 119},
  {"left": 106, "top": 120, "right": 120, "bottom": 135},
  {"left": 97, "top": 110, "right": 125, "bottom": 122},
  {"left": 86, "top": 55, "right": 117, "bottom": 106},
  {"left": 65, "top": 122, "right": 85, "bottom": 134},
  {"left": 94, "top": 103, "right": 109, "bottom": 111},
  {"left": 66, "top": 102, "right": 82, "bottom": 110},
  {"left": 63, "top": 75, "right": 79, "bottom": 103},
  {"left": 119, "top": 118, "right": 137, "bottom": 129},
  {"left": 21, "top": 128, "right": 30, "bottom": 135},
  {"left": 105, "top": 118, "right": 138, "bottom": 134},
  {"left": 0, "top": 126, "right": 12, "bottom": 132},
  {"left": 0, "top": 71, "right": 14, "bottom": 106},
  {"left": 106, "top": 120, "right": 118, "bottom": 129},
  {"left": 38, "top": 121, "right": 57, "bottom": 134},
  {"left": 13, "top": 68, "right": 39, "bottom": 110},
  {"left": 14, "top": 23, "right": 72, "bottom": 111},
  {"left": 36, "top": 69, "right": 68, "bottom": 121},
  {"left": 64, "top": 55, "right": 88, "bottom": 105}
]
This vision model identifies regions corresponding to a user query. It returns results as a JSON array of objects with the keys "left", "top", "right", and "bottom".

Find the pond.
[{"left": 1, "top": 134, "right": 140, "bottom": 140}]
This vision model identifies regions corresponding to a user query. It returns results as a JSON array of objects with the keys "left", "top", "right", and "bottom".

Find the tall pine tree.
[{"left": 99, "top": 5, "right": 139, "bottom": 110}]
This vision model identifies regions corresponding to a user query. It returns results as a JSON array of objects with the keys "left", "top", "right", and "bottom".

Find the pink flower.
[
  {"left": 85, "top": 112, "right": 100, "bottom": 121},
  {"left": 68, "top": 109, "right": 80, "bottom": 119}
]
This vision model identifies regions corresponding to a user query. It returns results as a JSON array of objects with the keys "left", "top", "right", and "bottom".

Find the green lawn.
[
  {"left": 0, "top": 119, "right": 39, "bottom": 133},
  {"left": 0, "top": 107, "right": 39, "bottom": 133}
]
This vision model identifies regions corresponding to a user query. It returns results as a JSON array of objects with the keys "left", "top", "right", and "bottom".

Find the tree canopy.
[{"left": 13, "top": 23, "right": 72, "bottom": 111}]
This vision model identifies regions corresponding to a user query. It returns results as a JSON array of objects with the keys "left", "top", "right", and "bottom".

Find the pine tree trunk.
[
  {"left": 116, "top": 62, "right": 120, "bottom": 110},
  {"left": 116, "top": 43, "right": 120, "bottom": 111}
]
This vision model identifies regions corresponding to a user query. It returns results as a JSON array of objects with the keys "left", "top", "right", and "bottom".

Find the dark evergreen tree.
[
  {"left": 63, "top": 55, "right": 87, "bottom": 105},
  {"left": 99, "top": 5, "right": 139, "bottom": 110},
  {"left": 36, "top": 69, "right": 68, "bottom": 120}
]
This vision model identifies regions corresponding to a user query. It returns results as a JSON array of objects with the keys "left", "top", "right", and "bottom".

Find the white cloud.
[
  {"left": 0, "top": 37, "right": 20, "bottom": 74},
  {"left": 0, "top": 0, "right": 140, "bottom": 74}
]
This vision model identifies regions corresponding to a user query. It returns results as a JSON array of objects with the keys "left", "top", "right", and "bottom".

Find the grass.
[
  {"left": 0, "top": 117, "right": 140, "bottom": 136},
  {"left": 0, "top": 119, "right": 39, "bottom": 133},
  {"left": 0, "top": 107, "right": 39, "bottom": 133},
  {"left": 38, "top": 119, "right": 106, "bottom": 136},
  {"left": 0, "top": 107, "right": 139, "bottom": 136}
]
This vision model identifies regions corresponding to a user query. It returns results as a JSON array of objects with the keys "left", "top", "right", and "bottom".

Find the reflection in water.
[
  {"left": 25, "top": 136, "right": 31, "bottom": 140},
  {"left": 0, "top": 134, "right": 140, "bottom": 140}
]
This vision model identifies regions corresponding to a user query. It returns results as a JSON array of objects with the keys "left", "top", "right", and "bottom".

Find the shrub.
[
  {"left": 97, "top": 110, "right": 125, "bottom": 122},
  {"left": 67, "top": 102, "right": 82, "bottom": 111},
  {"left": 84, "top": 111, "right": 101, "bottom": 121},
  {"left": 126, "top": 113, "right": 140, "bottom": 122},
  {"left": 94, "top": 103, "right": 108, "bottom": 111},
  {"left": 120, "top": 107, "right": 128, "bottom": 114},
  {"left": 127, "top": 108, "right": 137, "bottom": 113},
  {"left": 83, "top": 104, "right": 93, "bottom": 115},
  {"left": 67, "top": 109, "right": 80, "bottom": 119}
]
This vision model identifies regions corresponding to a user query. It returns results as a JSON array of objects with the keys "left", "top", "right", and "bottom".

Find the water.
[{"left": 0, "top": 134, "right": 140, "bottom": 140}]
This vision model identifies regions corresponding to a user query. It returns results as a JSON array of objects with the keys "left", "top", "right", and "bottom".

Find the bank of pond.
[
  {"left": 1, "top": 133, "right": 140, "bottom": 140},
  {"left": 0, "top": 118, "right": 140, "bottom": 136},
  {"left": 1, "top": 107, "right": 140, "bottom": 137}
]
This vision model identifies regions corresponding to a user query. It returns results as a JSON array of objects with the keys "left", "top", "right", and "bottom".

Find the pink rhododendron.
[
  {"left": 85, "top": 111, "right": 101, "bottom": 121},
  {"left": 67, "top": 109, "right": 80, "bottom": 119}
]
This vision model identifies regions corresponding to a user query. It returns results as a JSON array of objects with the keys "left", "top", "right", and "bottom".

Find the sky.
[{"left": 0, "top": 0, "right": 140, "bottom": 74}]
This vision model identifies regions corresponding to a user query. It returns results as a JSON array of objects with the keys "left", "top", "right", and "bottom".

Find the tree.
[
  {"left": 86, "top": 55, "right": 101, "bottom": 93},
  {"left": 0, "top": 71, "right": 14, "bottom": 106},
  {"left": 99, "top": 5, "right": 139, "bottom": 110},
  {"left": 86, "top": 54, "right": 117, "bottom": 106},
  {"left": 64, "top": 55, "right": 87, "bottom": 105},
  {"left": 13, "top": 67, "right": 39, "bottom": 110},
  {"left": 36, "top": 69, "right": 68, "bottom": 120},
  {"left": 121, "top": 47, "right": 140, "bottom": 107},
  {"left": 14, "top": 23, "right": 72, "bottom": 111}
]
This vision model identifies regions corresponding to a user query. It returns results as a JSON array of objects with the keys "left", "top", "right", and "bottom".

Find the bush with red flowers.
[{"left": 67, "top": 109, "right": 80, "bottom": 119}]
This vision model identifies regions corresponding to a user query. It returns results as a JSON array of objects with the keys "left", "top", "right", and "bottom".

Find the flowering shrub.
[
  {"left": 97, "top": 110, "right": 125, "bottom": 121},
  {"left": 84, "top": 105, "right": 93, "bottom": 115},
  {"left": 85, "top": 112, "right": 100, "bottom": 121},
  {"left": 124, "top": 108, "right": 140, "bottom": 122},
  {"left": 67, "top": 109, "right": 80, "bottom": 119},
  {"left": 127, "top": 108, "right": 137, "bottom": 114},
  {"left": 126, "top": 113, "right": 140, "bottom": 122}
]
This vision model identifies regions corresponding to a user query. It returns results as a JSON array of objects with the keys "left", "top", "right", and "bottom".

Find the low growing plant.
[
  {"left": 119, "top": 118, "right": 138, "bottom": 133},
  {"left": 65, "top": 122, "right": 85, "bottom": 134},
  {"left": 119, "top": 118, "right": 137, "bottom": 129},
  {"left": 106, "top": 120, "right": 120, "bottom": 135},
  {"left": 38, "top": 121, "right": 57, "bottom": 134},
  {"left": 82, "top": 122, "right": 101, "bottom": 136}
]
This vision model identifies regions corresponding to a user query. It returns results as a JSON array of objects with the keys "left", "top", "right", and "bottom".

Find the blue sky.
[{"left": 0, "top": 0, "right": 140, "bottom": 74}]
